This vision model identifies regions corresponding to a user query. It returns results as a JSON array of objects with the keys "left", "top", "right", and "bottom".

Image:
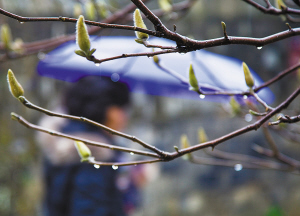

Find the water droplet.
[
  {"left": 147, "top": 56, "right": 153, "bottom": 59},
  {"left": 234, "top": 164, "right": 243, "bottom": 171},
  {"left": 199, "top": 94, "right": 205, "bottom": 99},
  {"left": 245, "top": 113, "right": 253, "bottom": 122},
  {"left": 257, "top": 46, "right": 262, "bottom": 50},
  {"left": 95, "top": 63, "right": 100, "bottom": 67},
  {"left": 37, "top": 52, "right": 46, "bottom": 60},
  {"left": 111, "top": 73, "right": 120, "bottom": 82},
  {"left": 94, "top": 164, "right": 100, "bottom": 169},
  {"left": 130, "top": 152, "right": 134, "bottom": 155},
  {"left": 243, "top": 95, "right": 248, "bottom": 99},
  {"left": 180, "top": 52, "right": 186, "bottom": 55},
  {"left": 112, "top": 165, "right": 118, "bottom": 170},
  {"left": 19, "top": 21, "right": 24, "bottom": 24}
]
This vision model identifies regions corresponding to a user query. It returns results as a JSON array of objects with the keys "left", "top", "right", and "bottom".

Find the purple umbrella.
[{"left": 37, "top": 36, "right": 274, "bottom": 103}]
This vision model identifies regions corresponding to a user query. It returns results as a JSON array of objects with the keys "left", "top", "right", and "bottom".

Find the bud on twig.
[
  {"left": 242, "top": 62, "right": 254, "bottom": 88},
  {"left": 158, "top": 0, "right": 172, "bottom": 13},
  {"left": 133, "top": 9, "right": 149, "bottom": 41},
  {"left": 275, "top": 0, "right": 286, "bottom": 10},
  {"left": 73, "top": 3, "right": 83, "bottom": 18},
  {"left": 74, "top": 141, "right": 92, "bottom": 162},
  {"left": 85, "top": 1, "right": 96, "bottom": 20},
  {"left": 7, "top": 69, "right": 24, "bottom": 99},
  {"left": 1, "top": 24, "right": 12, "bottom": 50},
  {"left": 188, "top": 64, "right": 199, "bottom": 91},
  {"left": 181, "top": 134, "right": 192, "bottom": 160},
  {"left": 229, "top": 97, "right": 241, "bottom": 115},
  {"left": 198, "top": 127, "right": 208, "bottom": 143},
  {"left": 76, "top": 15, "right": 91, "bottom": 56}
]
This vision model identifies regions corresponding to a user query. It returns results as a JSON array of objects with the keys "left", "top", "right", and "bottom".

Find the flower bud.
[
  {"left": 7, "top": 69, "right": 24, "bottom": 99},
  {"left": 181, "top": 134, "right": 192, "bottom": 160},
  {"left": 242, "top": 62, "right": 254, "bottom": 88},
  {"left": 198, "top": 127, "right": 208, "bottom": 143},
  {"left": 188, "top": 64, "right": 199, "bottom": 91},
  {"left": 85, "top": 1, "right": 96, "bottom": 20},
  {"left": 153, "top": 55, "right": 160, "bottom": 64},
  {"left": 1, "top": 24, "right": 12, "bottom": 50},
  {"left": 133, "top": 9, "right": 149, "bottom": 41},
  {"left": 158, "top": 0, "right": 172, "bottom": 13},
  {"left": 275, "top": 0, "right": 286, "bottom": 9},
  {"left": 73, "top": 3, "right": 83, "bottom": 18},
  {"left": 229, "top": 97, "right": 241, "bottom": 115},
  {"left": 74, "top": 141, "right": 92, "bottom": 162},
  {"left": 221, "top": 21, "right": 226, "bottom": 33},
  {"left": 76, "top": 15, "right": 91, "bottom": 55}
]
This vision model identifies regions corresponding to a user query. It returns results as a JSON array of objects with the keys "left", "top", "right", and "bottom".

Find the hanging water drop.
[
  {"left": 234, "top": 164, "right": 243, "bottom": 171},
  {"left": 257, "top": 46, "right": 262, "bottom": 50},
  {"left": 112, "top": 165, "right": 119, "bottom": 170},
  {"left": 199, "top": 94, "right": 205, "bottom": 99},
  {"left": 95, "top": 63, "right": 100, "bottom": 67},
  {"left": 243, "top": 95, "right": 248, "bottom": 99},
  {"left": 19, "top": 21, "right": 24, "bottom": 24},
  {"left": 244, "top": 113, "right": 253, "bottom": 122},
  {"left": 130, "top": 152, "right": 134, "bottom": 155},
  {"left": 94, "top": 164, "right": 100, "bottom": 169}
]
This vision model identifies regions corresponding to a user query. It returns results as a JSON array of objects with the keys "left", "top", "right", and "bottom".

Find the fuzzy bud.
[
  {"left": 158, "top": 0, "right": 172, "bottom": 13},
  {"left": 133, "top": 9, "right": 149, "bottom": 41},
  {"left": 76, "top": 15, "right": 91, "bottom": 55},
  {"left": 242, "top": 62, "right": 254, "bottom": 88},
  {"left": 275, "top": 0, "right": 286, "bottom": 9},
  {"left": 229, "top": 97, "right": 241, "bottom": 115},
  {"left": 1, "top": 24, "right": 12, "bottom": 50},
  {"left": 153, "top": 55, "right": 160, "bottom": 64},
  {"left": 74, "top": 141, "right": 92, "bottom": 162},
  {"left": 188, "top": 64, "right": 199, "bottom": 91},
  {"left": 181, "top": 134, "right": 192, "bottom": 160},
  {"left": 221, "top": 21, "right": 226, "bottom": 32},
  {"left": 198, "top": 127, "right": 208, "bottom": 143},
  {"left": 7, "top": 69, "right": 24, "bottom": 99},
  {"left": 73, "top": 3, "right": 83, "bottom": 18},
  {"left": 85, "top": 1, "right": 96, "bottom": 20}
]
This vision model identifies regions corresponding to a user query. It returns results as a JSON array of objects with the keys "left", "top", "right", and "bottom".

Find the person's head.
[{"left": 64, "top": 76, "right": 130, "bottom": 131}]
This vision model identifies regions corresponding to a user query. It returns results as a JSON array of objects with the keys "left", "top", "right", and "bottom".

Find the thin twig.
[
  {"left": 89, "top": 158, "right": 163, "bottom": 167},
  {"left": 18, "top": 96, "right": 166, "bottom": 157},
  {"left": 11, "top": 113, "right": 160, "bottom": 158}
]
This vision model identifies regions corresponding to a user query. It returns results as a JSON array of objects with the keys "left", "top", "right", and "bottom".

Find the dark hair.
[{"left": 64, "top": 76, "right": 130, "bottom": 124}]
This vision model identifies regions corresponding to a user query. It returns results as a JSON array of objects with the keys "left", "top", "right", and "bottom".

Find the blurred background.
[{"left": 0, "top": 0, "right": 300, "bottom": 215}]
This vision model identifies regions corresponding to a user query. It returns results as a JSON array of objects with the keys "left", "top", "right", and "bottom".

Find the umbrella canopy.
[{"left": 37, "top": 36, "right": 274, "bottom": 103}]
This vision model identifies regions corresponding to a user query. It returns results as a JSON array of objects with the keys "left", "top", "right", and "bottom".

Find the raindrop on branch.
[
  {"left": 257, "top": 46, "right": 262, "bottom": 50},
  {"left": 94, "top": 164, "right": 100, "bottom": 169},
  {"left": 234, "top": 164, "right": 243, "bottom": 171},
  {"left": 130, "top": 152, "right": 134, "bottom": 155},
  {"left": 112, "top": 165, "right": 119, "bottom": 170},
  {"left": 95, "top": 63, "right": 100, "bottom": 67},
  {"left": 199, "top": 94, "right": 205, "bottom": 99},
  {"left": 245, "top": 113, "right": 253, "bottom": 122},
  {"left": 243, "top": 95, "right": 248, "bottom": 100}
]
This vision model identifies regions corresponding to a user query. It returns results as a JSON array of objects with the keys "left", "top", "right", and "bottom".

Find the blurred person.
[{"left": 36, "top": 76, "right": 141, "bottom": 216}]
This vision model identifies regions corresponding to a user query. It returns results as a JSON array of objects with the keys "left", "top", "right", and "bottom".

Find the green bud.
[
  {"left": 133, "top": 9, "right": 149, "bottom": 41},
  {"left": 275, "top": 0, "right": 286, "bottom": 9},
  {"left": 76, "top": 15, "right": 91, "bottom": 55},
  {"left": 74, "top": 141, "right": 92, "bottom": 162},
  {"left": 1, "top": 24, "right": 12, "bottom": 50},
  {"left": 11, "top": 38, "right": 24, "bottom": 54},
  {"left": 7, "top": 69, "right": 24, "bottom": 99},
  {"left": 98, "top": 2, "right": 108, "bottom": 19},
  {"left": 73, "top": 3, "right": 83, "bottom": 18},
  {"left": 85, "top": 1, "right": 96, "bottom": 21},
  {"left": 221, "top": 21, "right": 226, "bottom": 32},
  {"left": 10, "top": 112, "right": 19, "bottom": 121},
  {"left": 75, "top": 49, "right": 87, "bottom": 57},
  {"left": 181, "top": 134, "right": 192, "bottom": 160},
  {"left": 158, "top": 0, "right": 172, "bottom": 13},
  {"left": 188, "top": 64, "right": 199, "bottom": 91},
  {"left": 229, "top": 97, "right": 241, "bottom": 115},
  {"left": 153, "top": 55, "right": 160, "bottom": 64},
  {"left": 198, "top": 127, "right": 208, "bottom": 143},
  {"left": 242, "top": 62, "right": 254, "bottom": 88}
]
